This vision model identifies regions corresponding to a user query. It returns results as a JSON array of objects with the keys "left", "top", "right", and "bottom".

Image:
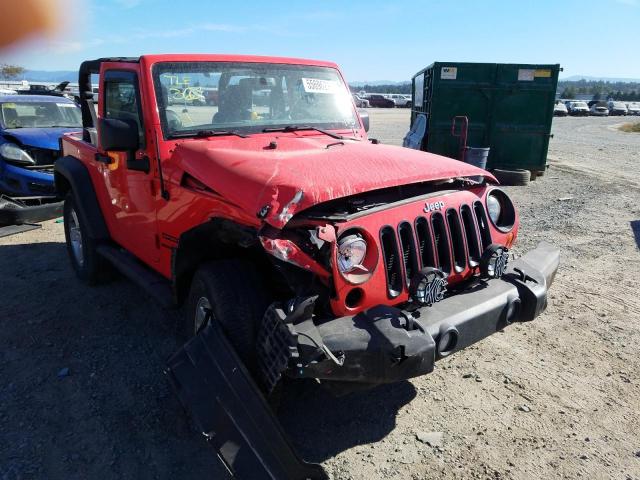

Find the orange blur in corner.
[{"left": 0, "top": 0, "right": 60, "bottom": 48}]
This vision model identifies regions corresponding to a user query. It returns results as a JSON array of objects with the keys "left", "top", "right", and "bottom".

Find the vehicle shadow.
[
  {"left": 278, "top": 379, "right": 416, "bottom": 463},
  {"left": 0, "top": 241, "right": 229, "bottom": 480},
  {"left": 631, "top": 221, "right": 640, "bottom": 249},
  {"left": 0, "top": 239, "right": 414, "bottom": 477}
]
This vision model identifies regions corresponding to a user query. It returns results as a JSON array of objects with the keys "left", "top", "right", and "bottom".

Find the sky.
[{"left": 3, "top": 0, "right": 640, "bottom": 81}]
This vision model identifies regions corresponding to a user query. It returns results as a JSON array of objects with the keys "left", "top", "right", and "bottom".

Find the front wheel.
[{"left": 185, "top": 259, "right": 270, "bottom": 369}]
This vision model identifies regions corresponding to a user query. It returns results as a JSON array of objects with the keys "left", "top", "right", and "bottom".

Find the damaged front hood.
[{"left": 171, "top": 135, "right": 495, "bottom": 228}]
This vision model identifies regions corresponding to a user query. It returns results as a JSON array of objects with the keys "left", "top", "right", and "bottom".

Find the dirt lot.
[{"left": 1, "top": 110, "right": 639, "bottom": 480}]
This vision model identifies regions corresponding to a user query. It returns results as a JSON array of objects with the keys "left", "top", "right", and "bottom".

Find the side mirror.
[
  {"left": 358, "top": 109, "right": 370, "bottom": 132},
  {"left": 99, "top": 117, "right": 139, "bottom": 152}
]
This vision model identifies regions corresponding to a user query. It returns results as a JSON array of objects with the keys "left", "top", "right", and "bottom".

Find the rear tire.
[
  {"left": 185, "top": 259, "right": 270, "bottom": 369},
  {"left": 63, "top": 192, "right": 111, "bottom": 284},
  {"left": 492, "top": 168, "right": 531, "bottom": 186}
]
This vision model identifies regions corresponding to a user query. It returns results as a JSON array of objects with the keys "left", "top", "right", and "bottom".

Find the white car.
[
  {"left": 384, "top": 94, "right": 411, "bottom": 108},
  {"left": 352, "top": 94, "right": 369, "bottom": 108},
  {"left": 553, "top": 101, "right": 568, "bottom": 116},
  {"left": 0, "top": 87, "right": 17, "bottom": 96},
  {"left": 566, "top": 101, "right": 589, "bottom": 116},
  {"left": 626, "top": 102, "right": 640, "bottom": 116},
  {"left": 607, "top": 101, "right": 628, "bottom": 116},
  {"left": 589, "top": 102, "right": 609, "bottom": 116}
]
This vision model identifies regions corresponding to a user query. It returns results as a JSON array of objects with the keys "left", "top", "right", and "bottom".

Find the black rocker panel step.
[{"left": 96, "top": 244, "right": 174, "bottom": 308}]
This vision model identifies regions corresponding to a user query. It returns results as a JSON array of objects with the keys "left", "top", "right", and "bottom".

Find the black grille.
[
  {"left": 379, "top": 202, "right": 491, "bottom": 296},
  {"left": 432, "top": 212, "right": 451, "bottom": 274},
  {"left": 380, "top": 226, "right": 403, "bottom": 297},
  {"left": 473, "top": 201, "right": 492, "bottom": 250},
  {"left": 461, "top": 205, "right": 481, "bottom": 266},
  {"left": 415, "top": 216, "right": 436, "bottom": 268},
  {"left": 24, "top": 147, "right": 59, "bottom": 166},
  {"left": 398, "top": 222, "right": 419, "bottom": 287},
  {"left": 256, "top": 304, "right": 299, "bottom": 394}
]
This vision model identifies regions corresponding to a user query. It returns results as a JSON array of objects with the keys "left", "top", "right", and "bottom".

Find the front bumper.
[
  {"left": 258, "top": 242, "right": 559, "bottom": 390},
  {"left": 0, "top": 161, "right": 56, "bottom": 197}
]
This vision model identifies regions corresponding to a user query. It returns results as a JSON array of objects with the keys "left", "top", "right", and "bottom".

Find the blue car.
[{"left": 0, "top": 95, "right": 82, "bottom": 225}]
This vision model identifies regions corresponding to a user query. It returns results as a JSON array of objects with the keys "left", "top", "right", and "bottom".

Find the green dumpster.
[{"left": 409, "top": 62, "right": 560, "bottom": 178}]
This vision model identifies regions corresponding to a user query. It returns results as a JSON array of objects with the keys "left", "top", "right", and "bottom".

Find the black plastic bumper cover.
[
  {"left": 0, "top": 198, "right": 63, "bottom": 226},
  {"left": 286, "top": 242, "right": 559, "bottom": 384},
  {"left": 166, "top": 320, "right": 328, "bottom": 480}
]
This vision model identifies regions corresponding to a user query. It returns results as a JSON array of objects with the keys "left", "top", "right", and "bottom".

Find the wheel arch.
[
  {"left": 54, "top": 156, "right": 110, "bottom": 241},
  {"left": 172, "top": 218, "right": 273, "bottom": 305}
]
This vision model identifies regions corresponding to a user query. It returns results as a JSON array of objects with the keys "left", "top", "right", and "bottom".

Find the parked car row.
[
  {"left": 353, "top": 92, "right": 412, "bottom": 108},
  {"left": 554, "top": 99, "right": 640, "bottom": 117}
]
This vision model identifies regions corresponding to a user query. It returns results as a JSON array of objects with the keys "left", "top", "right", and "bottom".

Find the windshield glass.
[
  {"left": 0, "top": 100, "right": 81, "bottom": 129},
  {"left": 153, "top": 62, "right": 359, "bottom": 138},
  {"left": 574, "top": 102, "right": 588, "bottom": 108},
  {"left": 612, "top": 102, "right": 626, "bottom": 108}
]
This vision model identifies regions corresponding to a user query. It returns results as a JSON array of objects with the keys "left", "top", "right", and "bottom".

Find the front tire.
[
  {"left": 63, "top": 192, "right": 110, "bottom": 285},
  {"left": 185, "top": 259, "right": 270, "bottom": 369}
]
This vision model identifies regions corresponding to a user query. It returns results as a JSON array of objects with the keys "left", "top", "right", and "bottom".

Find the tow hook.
[
  {"left": 512, "top": 267, "right": 538, "bottom": 284},
  {"left": 506, "top": 266, "right": 546, "bottom": 322}
]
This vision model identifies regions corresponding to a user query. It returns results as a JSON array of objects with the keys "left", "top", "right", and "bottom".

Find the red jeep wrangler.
[{"left": 55, "top": 55, "right": 559, "bottom": 395}]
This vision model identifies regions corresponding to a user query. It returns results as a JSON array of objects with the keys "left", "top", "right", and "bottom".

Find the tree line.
[
  {"left": 349, "top": 83, "right": 411, "bottom": 94},
  {"left": 558, "top": 79, "right": 640, "bottom": 101},
  {"left": 349, "top": 79, "right": 640, "bottom": 101}
]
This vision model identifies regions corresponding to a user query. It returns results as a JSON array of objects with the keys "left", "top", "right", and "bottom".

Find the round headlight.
[
  {"left": 0, "top": 143, "right": 35, "bottom": 165},
  {"left": 486, "top": 189, "right": 516, "bottom": 232},
  {"left": 337, "top": 233, "right": 367, "bottom": 273},
  {"left": 486, "top": 194, "right": 501, "bottom": 224}
]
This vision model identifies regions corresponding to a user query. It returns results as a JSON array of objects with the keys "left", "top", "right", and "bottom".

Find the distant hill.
[
  {"left": 561, "top": 75, "right": 640, "bottom": 83},
  {"left": 350, "top": 80, "right": 411, "bottom": 87}
]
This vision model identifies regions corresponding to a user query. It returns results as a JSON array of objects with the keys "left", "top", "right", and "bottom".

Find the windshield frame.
[{"left": 152, "top": 61, "right": 360, "bottom": 140}]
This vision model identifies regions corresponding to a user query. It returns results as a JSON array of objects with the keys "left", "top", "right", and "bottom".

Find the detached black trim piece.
[
  {"left": 167, "top": 320, "right": 328, "bottom": 480},
  {"left": 0, "top": 223, "right": 41, "bottom": 238},
  {"left": 0, "top": 199, "right": 63, "bottom": 226},
  {"left": 54, "top": 156, "right": 110, "bottom": 241}
]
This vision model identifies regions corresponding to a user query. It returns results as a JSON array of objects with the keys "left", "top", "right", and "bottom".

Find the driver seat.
[{"left": 213, "top": 82, "right": 252, "bottom": 123}]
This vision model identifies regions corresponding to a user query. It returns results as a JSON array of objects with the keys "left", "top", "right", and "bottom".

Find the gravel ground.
[{"left": 1, "top": 110, "right": 639, "bottom": 479}]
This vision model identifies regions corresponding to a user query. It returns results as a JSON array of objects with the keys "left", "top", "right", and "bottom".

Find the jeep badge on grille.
[{"left": 424, "top": 201, "right": 445, "bottom": 213}]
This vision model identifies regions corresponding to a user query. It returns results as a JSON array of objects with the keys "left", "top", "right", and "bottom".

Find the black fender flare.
[{"left": 54, "top": 155, "right": 110, "bottom": 241}]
